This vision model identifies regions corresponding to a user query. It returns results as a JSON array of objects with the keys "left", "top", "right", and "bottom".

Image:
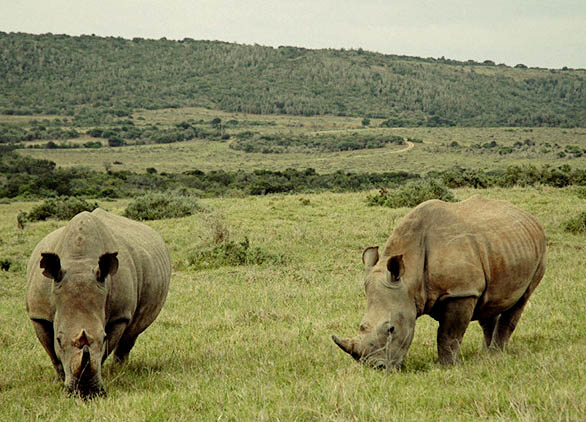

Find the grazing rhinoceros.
[
  {"left": 332, "top": 196, "right": 546, "bottom": 369},
  {"left": 26, "top": 208, "right": 171, "bottom": 397}
]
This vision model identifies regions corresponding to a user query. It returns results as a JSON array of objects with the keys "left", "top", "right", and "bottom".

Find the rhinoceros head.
[
  {"left": 40, "top": 251, "right": 118, "bottom": 397},
  {"left": 332, "top": 246, "right": 417, "bottom": 370}
]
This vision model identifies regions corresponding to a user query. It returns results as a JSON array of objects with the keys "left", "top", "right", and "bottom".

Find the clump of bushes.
[
  {"left": 230, "top": 132, "right": 406, "bottom": 154},
  {"left": 188, "top": 237, "right": 284, "bottom": 270},
  {"left": 562, "top": 212, "right": 586, "bottom": 234},
  {"left": 123, "top": 192, "right": 206, "bottom": 221},
  {"left": 20, "top": 197, "right": 99, "bottom": 222},
  {"left": 367, "top": 179, "right": 455, "bottom": 208},
  {"left": 187, "top": 217, "right": 285, "bottom": 270}
]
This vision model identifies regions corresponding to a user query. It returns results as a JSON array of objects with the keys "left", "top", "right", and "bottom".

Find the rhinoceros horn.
[
  {"left": 332, "top": 335, "right": 359, "bottom": 360},
  {"left": 72, "top": 330, "right": 92, "bottom": 378},
  {"left": 73, "top": 345, "right": 91, "bottom": 378}
]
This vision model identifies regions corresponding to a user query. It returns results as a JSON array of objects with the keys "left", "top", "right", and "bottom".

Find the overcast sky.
[{"left": 2, "top": 0, "right": 585, "bottom": 69}]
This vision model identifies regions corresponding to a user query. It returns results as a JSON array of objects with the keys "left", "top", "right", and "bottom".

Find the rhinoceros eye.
[{"left": 56, "top": 335, "right": 63, "bottom": 347}]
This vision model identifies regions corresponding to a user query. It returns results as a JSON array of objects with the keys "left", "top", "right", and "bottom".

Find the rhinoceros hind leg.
[
  {"left": 31, "top": 320, "right": 65, "bottom": 381},
  {"left": 492, "top": 303, "right": 526, "bottom": 350},
  {"left": 436, "top": 297, "right": 477, "bottom": 365},
  {"left": 492, "top": 259, "right": 546, "bottom": 350},
  {"left": 113, "top": 335, "right": 137, "bottom": 364},
  {"left": 492, "top": 294, "right": 532, "bottom": 350},
  {"left": 478, "top": 316, "right": 499, "bottom": 349}
]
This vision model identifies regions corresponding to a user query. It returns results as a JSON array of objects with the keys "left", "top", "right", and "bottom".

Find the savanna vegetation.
[
  {"left": 1, "top": 188, "right": 585, "bottom": 420},
  {"left": 1, "top": 31, "right": 586, "bottom": 421}
]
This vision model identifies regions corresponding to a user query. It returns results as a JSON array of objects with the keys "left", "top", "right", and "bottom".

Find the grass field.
[
  {"left": 17, "top": 107, "right": 586, "bottom": 174},
  {"left": 1, "top": 186, "right": 585, "bottom": 421}
]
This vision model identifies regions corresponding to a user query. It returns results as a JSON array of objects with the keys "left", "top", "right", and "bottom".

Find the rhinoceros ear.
[
  {"left": 387, "top": 255, "right": 405, "bottom": 282},
  {"left": 362, "top": 246, "right": 379, "bottom": 269},
  {"left": 97, "top": 252, "right": 119, "bottom": 283},
  {"left": 40, "top": 253, "right": 63, "bottom": 282}
]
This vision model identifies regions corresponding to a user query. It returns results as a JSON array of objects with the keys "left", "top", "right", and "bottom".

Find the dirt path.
[{"left": 394, "top": 141, "right": 414, "bottom": 154}]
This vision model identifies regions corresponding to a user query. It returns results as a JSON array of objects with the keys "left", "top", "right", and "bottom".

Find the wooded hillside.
[{"left": 1, "top": 32, "right": 585, "bottom": 126}]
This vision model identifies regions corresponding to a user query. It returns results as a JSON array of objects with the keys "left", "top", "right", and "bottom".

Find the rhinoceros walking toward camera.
[
  {"left": 26, "top": 208, "right": 171, "bottom": 397},
  {"left": 333, "top": 196, "right": 546, "bottom": 369}
]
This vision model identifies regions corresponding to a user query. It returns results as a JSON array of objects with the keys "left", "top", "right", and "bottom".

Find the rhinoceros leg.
[
  {"left": 492, "top": 259, "right": 546, "bottom": 350},
  {"left": 31, "top": 320, "right": 65, "bottom": 381},
  {"left": 492, "top": 299, "right": 528, "bottom": 350},
  {"left": 113, "top": 334, "right": 137, "bottom": 364},
  {"left": 478, "top": 316, "right": 499, "bottom": 349},
  {"left": 103, "top": 320, "right": 129, "bottom": 363},
  {"left": 436, "top": 297, "right": 477, "bottom": 365}
]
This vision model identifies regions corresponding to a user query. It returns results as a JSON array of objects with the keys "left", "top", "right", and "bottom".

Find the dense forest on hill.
[{"left": 1, "top": 32, "right": 585, "bottom": 127}]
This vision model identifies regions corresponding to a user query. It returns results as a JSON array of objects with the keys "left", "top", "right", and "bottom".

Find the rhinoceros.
[
  {"left": 26, "top": 208, "right": 171, "bottom": 397},
  {"left": 332, "top": 196, "right": 546, "bottom": 369}
]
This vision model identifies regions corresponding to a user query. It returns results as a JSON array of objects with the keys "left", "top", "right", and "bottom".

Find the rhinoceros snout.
[
  {"left": 66, "top": 376, "right": 106, "bottom": 399},
  {"left": 67, "top": 344, "right": 106, "bottom": 398}
]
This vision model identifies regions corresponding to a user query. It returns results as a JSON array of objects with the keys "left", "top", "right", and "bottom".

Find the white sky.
[{"left": 1, "top": 0, "right": 585, "bottom": 69}]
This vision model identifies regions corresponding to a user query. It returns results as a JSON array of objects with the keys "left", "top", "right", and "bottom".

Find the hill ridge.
[{"left": 1, "top": 32, "right": 585, "bottom": 127}]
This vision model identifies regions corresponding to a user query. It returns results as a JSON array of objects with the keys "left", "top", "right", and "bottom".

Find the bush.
[
  {"left": 123, "top": 192, "right": 206, "bottom": 220},
  {"left": 367, "top": 179, "right": 455, "bottom": 208},
  {"left": 562, "top": 212, "right": 586, "bottom": 234},
  {"left": 22, "top": 197, "right": 99, "bottom": 222},
  {"left": 108, "top": 136, "right": 125, "bottom": 147},
  {"left": 188, "top": 236, "right": 284, "bottom": 270},
  {"left": 186, "top": 216, "right": 286, "bottom": 270}
]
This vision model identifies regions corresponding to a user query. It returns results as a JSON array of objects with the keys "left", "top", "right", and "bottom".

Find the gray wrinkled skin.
[
  {"left": 333, "top": 196, "right": 546, "bottom": 370},
  {"left": 26, "top": 209, "right": 171, "bottom": 397}
]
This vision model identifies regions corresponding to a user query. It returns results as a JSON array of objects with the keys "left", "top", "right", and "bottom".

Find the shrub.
[
  {"left": 83, "top": 141, "right": 102, "bottom": 148},
  {"left": 22, "top": 197, "right": 99, "bottom": 222},
  {"left": 186, "top": 216, "right": 286, "bottom": 270},
  {"left": 108, "top": 136, "right": 125, "bottom": 147},
  {"left": 441, "top": 168, "right": 491, "bottom": 189},
  {"left": 123, "top": 192, "right": 206, "bottom": 220},
  {"left": 562, "top": 212, "right": 586, "bottom": 234},
  {"left": 187, "top": 236, "right": 284, "bottom": 270},
  {"left": 367, "top": 179, "right": 455, "bottom": 208}
]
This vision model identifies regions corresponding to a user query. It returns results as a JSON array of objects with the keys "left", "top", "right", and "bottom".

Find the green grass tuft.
[{"left": 562, "top": 211, "right": 586, "bottom": 234}]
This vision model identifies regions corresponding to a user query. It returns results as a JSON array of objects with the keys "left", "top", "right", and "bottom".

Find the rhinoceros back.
[
  {"left": 90, "top": 208, "right": 171, "bottom": 336},
  {"left": 388, "top": 196, "right": 546, "bottom": 319},
  {"left": 26, "top": 208, "right": 171, "bottom": 334}
]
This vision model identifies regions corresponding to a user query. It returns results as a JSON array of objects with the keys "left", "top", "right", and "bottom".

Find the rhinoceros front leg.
[
  {"left": 104, "top": 320, "right": 130, "bottom": 364},
  {"left": 436, "top": 297, "right": 477, "bottom": 365},
  {"left": 113, "top": 334, "right": 137, "bottom": 364},
  {"left": 31, "top": 320, "right": 65, "bottom": 381}
]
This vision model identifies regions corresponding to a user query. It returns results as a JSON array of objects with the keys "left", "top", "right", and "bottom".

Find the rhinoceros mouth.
[
  {"left": 359, "top": 345, "right": 389, "bottom": 370},
  {"left": 66, "top": 376, "right": 106, "bottom": 399}
]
